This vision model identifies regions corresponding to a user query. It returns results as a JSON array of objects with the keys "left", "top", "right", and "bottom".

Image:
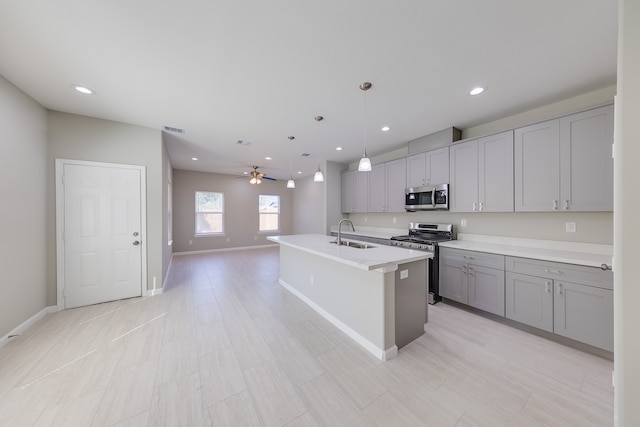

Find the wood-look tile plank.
[
  {"left": 198, "top": 347, "right": 247, "bottom": 408},
  {"left": 296, "top": 373, "right": 369, "bottom": 426},
  {"left": 147, "top": 372, "right": 204, "bottom": 426},
  {"left": 203, "top": 390, "right": 262, "bottom": 427},
  {"left": 91, "top": 358, "right": 159, "bottom": 425},
  {"left": 244, "top": 360, "right": 307, "bottom": 426}
]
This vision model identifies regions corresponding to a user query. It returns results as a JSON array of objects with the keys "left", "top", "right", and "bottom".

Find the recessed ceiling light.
[
  {"left": 191, "top": 157, "right": 198, "bottom": 161},
  {"left": 469, "top": 87, "right": 486, "bottom": 96},
  {"left": 297, "top": 171, "right": 302, "bottom": 174},
  {"left": 265, "top": 156, "right": 272, "bottom": 160},
  {"left": 72, "top": 85, "right": 95, "bottom": 95},
  {"left": 243, "top": 171, "right": 249, "bottom": 175},
  {"left": 381, "top": 126, "right": 391, "bottom": 132},
  {"left": 336, "top": 147, "right": 343, "bottom": 151}
]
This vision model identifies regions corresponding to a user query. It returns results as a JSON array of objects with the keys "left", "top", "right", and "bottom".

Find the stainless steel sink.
[{"left": 330, "top": 240, "right": 376, "bottom": 249}]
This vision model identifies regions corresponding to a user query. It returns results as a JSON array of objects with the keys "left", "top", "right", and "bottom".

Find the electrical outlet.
[
  {"left": 566, "top": 222, "right": 577, "bottom": 232},
  {"left": 189, "top": 240, "right": 193, "bottom": 245},
  {"left": 460, "top": 219, "right": 467, "bottom": 227},
  {"left": 393, "top": 217, "right": 397, "bottom": 224},
  {"left": 364, "top": 217, "right": 368, "bottom": 223}
]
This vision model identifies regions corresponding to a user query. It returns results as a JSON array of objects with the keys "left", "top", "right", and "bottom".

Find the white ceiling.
[{"left": 0, "top": 0, "right": 617, "bottom": 180}]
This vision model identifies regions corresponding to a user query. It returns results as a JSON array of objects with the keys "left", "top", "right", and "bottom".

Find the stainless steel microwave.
[{"left": 405, "top": 184, "right": 449, "bottom": 211}]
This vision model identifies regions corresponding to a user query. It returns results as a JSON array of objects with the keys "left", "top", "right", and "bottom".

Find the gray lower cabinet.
[
  {"left": 439, "top": 248, "right": 505, "bottom": 316},
  {"left": 505, "top": 271, "right": 554, "bottom": 332},
  {"left": 505, "top": 256, "right": 613, "bottom": 351}
]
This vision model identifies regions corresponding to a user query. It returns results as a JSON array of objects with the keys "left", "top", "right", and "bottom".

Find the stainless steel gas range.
[{"left": 390, "top": 223, "right": 455, "bottom": 304}]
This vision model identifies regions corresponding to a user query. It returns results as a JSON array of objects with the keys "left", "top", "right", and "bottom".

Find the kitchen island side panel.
[{"left": 278, "top": 244, "right": 393, "bottom": 352}]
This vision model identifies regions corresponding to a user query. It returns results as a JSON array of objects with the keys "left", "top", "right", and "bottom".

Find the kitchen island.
[{"left": 267, "top": 234, "right": 432, "bottom": 360}]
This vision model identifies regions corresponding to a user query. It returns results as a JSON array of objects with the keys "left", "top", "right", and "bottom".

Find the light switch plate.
[
  {"left": 566, "top": 222, "right": 577, "bottom": 232},
  {"left": 400, "top": 270, "right": 408, "bottom": 279},
  {"left": 461, "top": 219, "right": 467, "bottom": 227}
]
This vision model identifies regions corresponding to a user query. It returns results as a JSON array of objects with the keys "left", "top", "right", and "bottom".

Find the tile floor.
[{"left": 0, "top": 247, "right": 614, "bottom": 426}]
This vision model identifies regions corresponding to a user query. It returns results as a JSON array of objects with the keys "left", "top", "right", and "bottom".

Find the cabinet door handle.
[
  {"left": 479, "top": 202, "right": 484, "bottom": 211},
  {"left": 545, "top": 281, "right": 551, "bottom": 293},
  {"left": 601, "top": 263, "right": 612, "bottom": 271},
  {"left": 553, "top": 200, "right": 558, "bottom": 210},
  {"left": 564, "top": 200, "right": 569, "bottom": 210},
  {"left": 544, "top": 268, "right": 562, "bottom": 275},
  {"left": 557, "top": 283, "right": 563, "bottom": 295},
  {"left": 472, "top": 202, "right": 477, "bottom": 211}
]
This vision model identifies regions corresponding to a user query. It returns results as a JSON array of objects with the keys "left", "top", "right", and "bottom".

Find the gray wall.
[
  {"left": 161, "top": 137, "right": 173, "bottom": 283},
  {"left": 0, "top": 75, "right": 48, "bottom": 337},
  {"left": 615, "top": 1, "right": 640, "bottom": 423},
  {"left": 172, "top": 169, "right": 293, "bottom": 252},
  {"left": 47, "top": 112, "right": 167, "bottom": 296},
  {"left": 342, "top": 86, "right": 616, "bottom": 245},
  {"left": 291, "top": 160, "right": 347, "bottom": 235}
]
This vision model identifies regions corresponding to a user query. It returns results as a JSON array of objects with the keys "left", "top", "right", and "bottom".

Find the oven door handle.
[{"left": 431, "top": 187, "right": 436, "bottom": 207}]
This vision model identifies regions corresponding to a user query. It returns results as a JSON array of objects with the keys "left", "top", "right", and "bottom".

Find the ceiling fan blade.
[{"left": 263, "top": 176, "right": 277, "bottom": 181}]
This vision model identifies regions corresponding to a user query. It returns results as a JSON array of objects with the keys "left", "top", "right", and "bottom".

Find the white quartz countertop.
[
  {"left": 439, "top": 238, "right": 612, "bottom": 268},
  {"left": 268, "top": 234, "right": 432, "bottom": 271},
  {"left": 328, "top": 226, "right": 404, "bottom": 240}
]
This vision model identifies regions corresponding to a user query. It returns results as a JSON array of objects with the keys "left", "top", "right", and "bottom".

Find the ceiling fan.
[{"left": 248, "top": 166, "right": 276, "bottom": 184}]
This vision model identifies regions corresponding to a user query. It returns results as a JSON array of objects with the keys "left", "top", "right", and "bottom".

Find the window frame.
[
  {"left": 258, "top": 194, "right": 280, "bottom": 233},
  {"left": 195, "top": 190, "right": 225, "bottom": 236}
]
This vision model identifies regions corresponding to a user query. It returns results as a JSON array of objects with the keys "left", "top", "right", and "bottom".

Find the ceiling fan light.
[
  {"left": 358, "top": 155, "right": 372, "bottom": 172},
  {"left": 287, "top": 178, "right": 295, "bottom": 188},
  {"left": 314, "top": 169, "right": 324, "bottom": 182}
]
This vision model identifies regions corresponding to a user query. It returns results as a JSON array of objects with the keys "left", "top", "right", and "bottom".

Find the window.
[
  {"left": 259, "top": 194, "right": 280, "bottom": 232},
  {"left": 195, "top": 191, "right": 224, "bottom": 235}
]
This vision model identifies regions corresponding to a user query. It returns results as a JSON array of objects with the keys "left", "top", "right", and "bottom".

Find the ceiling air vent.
[
  {"left": 236, "top": 140, "right": 251, "bottom": 146},
  {"left": 300, "top": 153, "right": 311, "bottom": 157},
  {"left": 163, "top": 126, "right": 185, "bottom": 134}
]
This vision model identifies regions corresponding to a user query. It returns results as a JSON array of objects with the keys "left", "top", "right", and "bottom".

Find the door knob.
[{"left": 133, "top": 240, "right": 140, "bottom": 245}]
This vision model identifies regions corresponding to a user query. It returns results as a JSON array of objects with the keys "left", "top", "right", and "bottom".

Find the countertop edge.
[
  {"left": 268, "top": 235, "right": 432, "bottom": 271},
  {"left": 438, "top": 240, "right": 611, "bottom": 268}
]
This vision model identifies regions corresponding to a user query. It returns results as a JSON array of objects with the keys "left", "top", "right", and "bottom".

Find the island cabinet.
[
  {"left": 368, "top": 158, "right": 407, "bottom": 213},
  {"left": 406, "top": 146, "right": 449, "bottom": 188},
  {"left": 514, "top": 104, "right": 613, "bottom": 212},
  {"left": 439, "top": 248, "right": 505, "bottom": 316},
  {"left": 505, "top": 256, "right": 613, "bottom": 351},
  {"left": 341, "top": 170, "right": 369, "bottom": 213},
  {"left": 449, "top": 131, "right": 514, "bottom": 213}
]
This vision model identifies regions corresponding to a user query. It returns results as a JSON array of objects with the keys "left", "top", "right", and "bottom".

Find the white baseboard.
[
  {"left": 173, "top": 244, "right": 278, "bottom": 256},
  {"left": 278, "top": 278, "right": 396, "bottom": 361},
  {"left": 0, "top": 306, "right": 56, "bottom": 349}
]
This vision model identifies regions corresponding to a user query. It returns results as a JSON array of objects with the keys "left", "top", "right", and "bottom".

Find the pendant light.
[
  {"left": 287, "top": 136, "right": 296, "bottom": 188},
  {"left": 358, "top": 81, "right": 372, "bottom": 172},
  {"left": 313, "top": 115, "right": 324, "bottom": 182}
]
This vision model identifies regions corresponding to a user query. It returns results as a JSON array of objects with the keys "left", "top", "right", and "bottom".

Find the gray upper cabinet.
[
  {"left": 450, "top": 131, "right": 514, "bottom": 212},
  {"left": 514, "top": 119, "right": 561, "bottom": 211},
  {"left": 559, "top": 105, "right": 614, "bottom": 211},
  {"left": 406, "top": 147, "right": 449, "bottom": 188},
  {"left": 368, "top": 164, "right": 386, "bottom": 213},
  {"left": 341, "top": 170, "right": 369, "bottom": 213},
  {"left": 341, "top": 170, "right": 355, "bottom": 213},
  {"left": 354, "top": 170, "right": 369, "bottom": 212},
  {"left": 515, "top": 105, "right": 613, "bottom": 212},
  {"left": 386, "top": 158, "right": 408, "bottom": 212},
  {"left": 368, "top": 158, "right": 407, "bottom": 213}
]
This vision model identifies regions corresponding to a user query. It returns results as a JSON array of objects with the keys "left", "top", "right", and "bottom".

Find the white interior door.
[{"left": 59, "top": 161, "right": 144, "bottom": 309}]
